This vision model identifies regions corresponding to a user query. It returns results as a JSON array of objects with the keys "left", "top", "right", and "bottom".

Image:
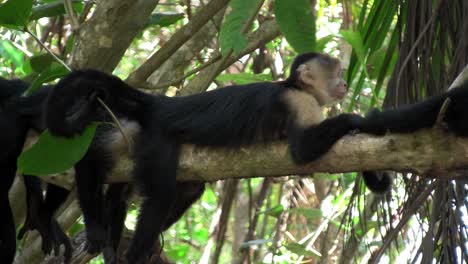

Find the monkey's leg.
[
  {"left": 0, "top": 164, "right": 16, "bottom": 264},
  {"left": 126, "top": 132, "right": 178, "bottom": 264},
  {"left": 74, "top": 151, "right": 109, "bottom": 254},
  {"left": 162, "top": 182, "right": 205, "bottom": 230},
  {"left": 102, "top": 183, "right": 131, "bottom": 264}
]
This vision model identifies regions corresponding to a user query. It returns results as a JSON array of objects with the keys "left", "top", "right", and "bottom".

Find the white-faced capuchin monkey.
[{"left": 44, "top": 52, "right": 378, "bottom": 264}]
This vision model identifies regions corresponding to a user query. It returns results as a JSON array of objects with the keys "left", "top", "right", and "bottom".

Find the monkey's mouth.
[{"left": 335, "top": 91, "right": 347, "bottom": 100}]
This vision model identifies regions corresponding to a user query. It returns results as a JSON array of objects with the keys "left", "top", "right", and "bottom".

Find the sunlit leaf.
[
  {"left": 341, "top": 30, "right": 366, "bottom": 65},
  {"left": 0, "top": 40, "right": 24, "bottom": 67}
]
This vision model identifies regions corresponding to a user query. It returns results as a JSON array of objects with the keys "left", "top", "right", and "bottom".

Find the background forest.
[{"left": 1, "top": 0, "right": 468, "bottom": 263}]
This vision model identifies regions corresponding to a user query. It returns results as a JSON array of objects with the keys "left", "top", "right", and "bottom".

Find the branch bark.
[
  {"left": 70, "top": 0, "right": 160, "bottom": 71},
  {"left": 40, "top": 129, "right": 468, "bottom": 190}
]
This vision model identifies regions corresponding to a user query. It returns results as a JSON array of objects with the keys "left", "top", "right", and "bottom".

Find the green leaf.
[
  {"left": 24, "top": 62, "right": 69, "bottom": 95},
  {"left": 26, "top": 53, "right": 55, "bottom": 73},
  {"left": 216, "top": 73, "right": 272, "bottom": 84},
  {"left": 145, "top": 12, "right": 184, "bottom": 28},
  {"left": 219, "top": 0, "right": 261, "bottom": 56},
  {"left": 18, "top": 124, "right": 97, "bottom": 176},
  {"left": 340, "top": 30, "right": 366, "bottom": 64},
  {"left": 259, "top": 204, "right": 284, "bottom": 218},
  {"left": 30, "top": 0, "right": 83, "bottom": 20},
  {"left": 0, "top": 0, "right": 33, "bottom": 29},
  {"left": 0, "top": 40, "right": 24, "bottom": 67},
  {"left": 274, "top": 0, "right": 316, "bottom": 53}
]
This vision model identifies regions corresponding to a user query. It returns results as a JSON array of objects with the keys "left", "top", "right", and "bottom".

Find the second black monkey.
[{"left": 0, "top": 79, "right": 71, "bottom": 263}]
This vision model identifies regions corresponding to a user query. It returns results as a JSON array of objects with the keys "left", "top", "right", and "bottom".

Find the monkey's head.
[
  {"left": 287, "top": 53, "right": 347, "bottom": 106},
  {"left": 45, "top": 70, "right": 113, "bottom": 137}
]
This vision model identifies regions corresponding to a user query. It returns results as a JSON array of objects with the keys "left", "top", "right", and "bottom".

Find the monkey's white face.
[
  {"left": 327, "top": 67, "right": 347, "bottom": 101},
  {"left": 297, "top": 59, "right": 347, "bottom": 106}
]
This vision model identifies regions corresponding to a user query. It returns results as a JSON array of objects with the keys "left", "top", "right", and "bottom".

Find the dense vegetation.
[{"left": 1, "top": 0, "right": 467, "bottom": 263}]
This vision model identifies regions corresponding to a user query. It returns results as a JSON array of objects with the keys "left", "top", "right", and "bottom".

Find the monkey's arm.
[
  {"left": 283, "top": 89, "right": 364, "bottom": 164},
  {"left": 288, "top": 114, "right": 365, "bottom": 164}
]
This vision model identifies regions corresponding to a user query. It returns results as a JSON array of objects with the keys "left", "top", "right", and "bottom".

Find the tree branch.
[
  {"left": 126, "top": 0, "right": 231, "bottom": 86},
  {"left": 70, "top": 0, "right": 160, "bottom": 71},
  {"left": 39, "top": 129, "right": 468, "bottom": 190}
]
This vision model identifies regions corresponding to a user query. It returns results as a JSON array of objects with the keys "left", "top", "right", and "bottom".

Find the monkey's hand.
[
  {"left": 350, "top": 109, "right": 387, "bottom": 136},
  {"left": 18, "top": 207, "right": 72, "bottom": 262}
]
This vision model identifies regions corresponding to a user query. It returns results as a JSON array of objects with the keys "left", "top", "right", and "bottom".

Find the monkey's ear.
[{"left": 297, "top": 64, "right": 317, "bottom": 89}]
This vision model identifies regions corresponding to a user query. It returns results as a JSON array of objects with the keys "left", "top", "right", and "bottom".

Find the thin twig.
[
  {"left": 448, "top": 64, "right": 468, "bottom": 90},
  {"left": 64, "top": 0, "right": 80, "bottom": 31},
  {"left": 97, "top": 98, "right": 133, "bottom": 151},
  {"left": 151, "top": 54, "right": 222, "bottom": 89},
  {"left": 24, "top": 27, "right": 71, "bottom": 72},
  {"left": 370, "top": 181, "right": 437, "bottom": 263},
  {"left": 434, "top": 98, "right": 451, "bottom": 127},
  {"left": 395, "top": 6, "right": 439, "bottom": 103}
]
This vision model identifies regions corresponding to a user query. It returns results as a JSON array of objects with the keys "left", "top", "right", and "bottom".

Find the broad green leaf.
[
  {"left": 26, "top": 53, "right": 55, "bottom": 73},
  {"left": 0, "top": 0, "right": 33, "bottom": 29},
  {"left": 219, "top": 0, "right": 261, "bottom": 56},
  {"left": 30, "top": 0, "right": 83, "bottom": 20},
  {"left": 24, "top": 62, "right": 69, "bottom": 95},
  {"left": 340, "top": 30, "right": 366, "bottom": 65},
  {"left": 145, "top": 12, "right": 184, "bottom": 28},
  {"left": 18, "top": 125, "right": 97, "bottom": 176},
  {"left": 0, "top": 40, "right": 24, "bottom": 67},
  {"left": 274, "top": 0, "right": 316, "bottom": 53},
  {"left": 216, "top": 73, "right": 272, "bottom": 84}
]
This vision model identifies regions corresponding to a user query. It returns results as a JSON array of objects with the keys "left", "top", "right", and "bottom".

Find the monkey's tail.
[
  {"left": 45, "top": 70, "right": 151, "bottom": 138},
  {"left": 361, "top": 171, "right": 393, "bottom": 194}
]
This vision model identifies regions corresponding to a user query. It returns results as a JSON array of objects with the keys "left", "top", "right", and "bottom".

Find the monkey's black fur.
[
  {"left": 358, "top": 82, "right": 468, "bottom": 136},
  {"left": 0, "top": 78, "right": 71, "bottom": 263},
  {"left": 357, "top": 80, "right": 468, "bottom": 193},
  {"left": 45, "top": 53, "right": 365, "bottom": 263},
  {"left": 361, "top": 171, "right": 393, "bottom": 193}
]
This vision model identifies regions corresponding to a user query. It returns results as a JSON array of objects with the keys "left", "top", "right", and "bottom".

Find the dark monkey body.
[
  {"left": 0, "top": 79, "right": 71, "bottom": 263},
  {"left": 45, "top": 52, "right": 380, "bottom": 263}
]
